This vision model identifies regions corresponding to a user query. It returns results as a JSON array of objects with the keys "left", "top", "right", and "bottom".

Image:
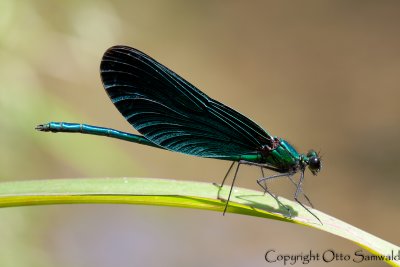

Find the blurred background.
[{"left": 0, "top": 1, "right": 399, "bottom": 266}]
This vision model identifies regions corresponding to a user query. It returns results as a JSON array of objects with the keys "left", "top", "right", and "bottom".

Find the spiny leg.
[
  {"left": 260, "top": 167, "right": 267, "bottom": 192},
  {"left": 261, "top": 167, "right": 314, "bottom": 208},
  {"left": 222, "top": 162, "right": 241, "bottom": 215},
  {"left": 294, "top": 171, "right": 322, "bottom": 225},
  {"left": 216, "top": 161, "right": 236, "bottom": 201},
  {"left": 286, "top": 175, "right": 314, "bottom": 208},
  {"left": 220, "top": 161, "right": 235, "bottom": 187},
  {"left": 257, "top": 173, "right": 293, "bottom": 218},
  {"left": 258, "top": 172, "right": 294, "bottom": 193},
  {"left": 232, "top": 161, "right": 292, "bottom": 217}
]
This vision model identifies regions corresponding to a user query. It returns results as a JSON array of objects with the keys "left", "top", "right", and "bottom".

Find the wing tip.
[{"left": 103, "top": 45, "right": 144, "bottom": 59}]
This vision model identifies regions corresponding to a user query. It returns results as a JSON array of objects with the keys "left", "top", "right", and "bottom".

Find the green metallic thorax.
[
  {"left": 265, "top": 138, "right": 300, "bottom": 170},
  {"left": 240, "top": 138, "right": 306, "bottom": 173}
]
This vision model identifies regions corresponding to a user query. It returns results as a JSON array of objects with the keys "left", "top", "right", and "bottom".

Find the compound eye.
[{"left": 309, "top": 156, "right": 321, "bottom": 175}]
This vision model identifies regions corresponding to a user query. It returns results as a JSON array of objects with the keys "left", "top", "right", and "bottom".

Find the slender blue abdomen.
[{"left": 37, "top": 122, "right": 162, "bottom": 149}]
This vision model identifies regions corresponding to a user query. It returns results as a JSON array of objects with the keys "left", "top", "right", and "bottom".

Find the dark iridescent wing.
[{"left": 100, "top": 45, "right": 273, "bottom": 159}]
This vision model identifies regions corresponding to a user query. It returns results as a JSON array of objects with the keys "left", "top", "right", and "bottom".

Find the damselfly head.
[{"left": 307, "top": 149, "right": 322, "bottom": 175}]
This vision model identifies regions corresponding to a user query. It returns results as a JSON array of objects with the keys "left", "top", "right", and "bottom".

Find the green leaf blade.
[{"left": 0, "top": 177, "right": 398, "bottom": 266}]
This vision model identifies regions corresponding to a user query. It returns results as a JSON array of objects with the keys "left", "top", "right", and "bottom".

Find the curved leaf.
[{"left": 0, "top": 178, "right": 398, "bottom": 266}]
